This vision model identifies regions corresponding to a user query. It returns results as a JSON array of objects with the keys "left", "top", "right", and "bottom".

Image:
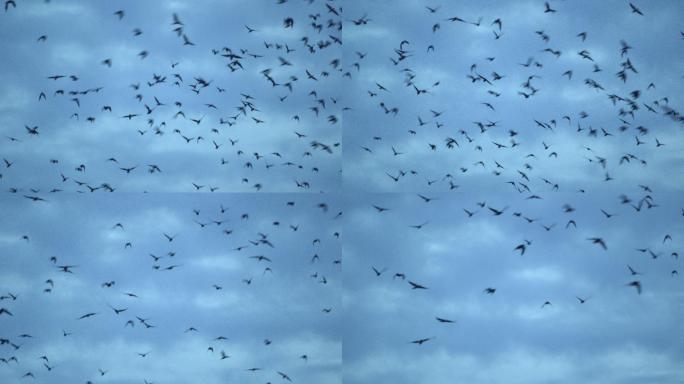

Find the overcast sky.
[
  {"left": 340, "top": 0, "right": 684, "bottom": 383},
  {"left": 0, "top": 193, "right": 342, "bottom": 383},
  {"left": 1, "top": 0, "right": 684, "bottom": 383},
  {"left": 0, "top": 0, "right": 342, "bottom": 193},
  {"left": 343, "top": 0, "right": 684, "bottom": 193}
]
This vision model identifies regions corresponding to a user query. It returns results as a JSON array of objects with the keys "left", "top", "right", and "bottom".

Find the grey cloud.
[{"left": 2, "top": 1, "right": 683, "bottom": 383}]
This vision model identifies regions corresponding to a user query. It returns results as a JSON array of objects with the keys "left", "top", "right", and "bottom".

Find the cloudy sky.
[
  {"left": 339, "top": 1, "right": 684, "bottom": 383},
  {"left": 342, "top": 0, "right": 684, "bottom": 193},
  {"left": 0, "top": 0, "right": 342, "bottom": 193},
  {"left": 1, "top": 194, "right": 342, "bottom": 383},
  {"left": 1, "top": 0, "right": 684, "bottom": 383}
]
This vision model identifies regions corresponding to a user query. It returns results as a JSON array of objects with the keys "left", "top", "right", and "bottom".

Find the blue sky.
[
  {"left": 0, "top": 194, "right": 342, "bottom": 383},
  {"left": 0, "top": 0, "right": 342, "bottom": 192},
  {"left": 1, "top": 0, "right": 683, "bottom": 383},
  {"left": 342, "top": 0, "right": 684, "bottom": 193}
]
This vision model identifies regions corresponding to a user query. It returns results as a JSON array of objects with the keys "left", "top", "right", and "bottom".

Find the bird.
[
  {"left": 627, "top": 265, "right": 642, "bottom": 276},
  {"left": 410, "top": 337, "right": 433, "bottom": 345},
  {"left": 544, "top": 2, "right": 556, "bottom": 13},
  {"left": 77, "top": 312, "right": 98, "bottom": 320},
  {"left": 417, "top": 194, "right": 437, "bottom": 203},
  {"left": 107, "top": 305, "right": 127, "bottom": 315},
  {"left": 629, "top": 2, "right": 643, "bottom": 15},
  {"left": 514, "top": 243, "right": 527, "bottom": 255},
  {"left": 587, "top": 237, "right": 607, "bottom": 250},
  {"left": 372, "top": 205, "right": 390, "bottom": 213},
  {"left": 409, "top": 221, "right": 428, "bottom": 229},
  {"left": 408, "top": 281, "right": 428, "bottom": 290},
  {"left": 626, "top": 280, "right": 642, "bottom": 294},
  {"left": 56, "top": 265, "right": 77, "bottom": 273}
]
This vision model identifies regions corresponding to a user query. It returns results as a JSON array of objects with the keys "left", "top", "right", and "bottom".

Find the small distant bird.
[
  {"left": 372, "top": 205, "right": 389, "bottom": 213},
  {"left": 587, "top": 237, "right": 607, "bottom": 250},
  {"left": 514, "top": 243, "right": 527, "bottom": 255},
  {"left": 78, "top": 312, "right": 97, "bottom": 319},
  {"left": 544, "top": 2, "right": 556, "bottom": 13},
  {"left": 483, "top": 287, "right": 496, "bottom": 294},
  {"left": 626, "top": 280, "right": 642, "bottom": 294},
  {"left": 629, "top": 2, "right": 643, "bottom": 15},
  {"left": 5, "top": 0, "right": 16, "bottom": 11},
  {"left": 410, "top": 337, "right": 433, "bottom": 345},
  {"left": 408, "top": 281, "right": 428, "bottom": 290}
]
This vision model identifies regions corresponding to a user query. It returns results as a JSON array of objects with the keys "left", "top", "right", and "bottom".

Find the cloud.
[{"left": 0, "top": 193, "right": 341, "bottom": 383}]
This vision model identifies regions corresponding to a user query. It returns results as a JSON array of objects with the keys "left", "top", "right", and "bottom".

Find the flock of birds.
[
  {"left": 339, "top": 0, "right": 683, "bottom": 363},
  {"left": 360, "top": 185, "right": 679, "bottom": 350},
  {"left": 345, "top": 2, "right": 683, "bottom": 191},
  {"left": 2, "top": 0, "right": 345, "bottom": 193},
  {"left": 1, "top": 197, "right": 342, "bottom": 382},
  {"left": 1, "top": 0, "right": 683, "bottom": 382}
]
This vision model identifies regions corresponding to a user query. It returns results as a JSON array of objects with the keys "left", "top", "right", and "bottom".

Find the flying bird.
[
  {"left": 410, "top": 337, "right": 433, "bottom": 345},
  {"left": 408, "top": 281, "right": 428, "bottom": 290},
  {"left": 587, "top": 237, "right": 607, "bottom": 250}
]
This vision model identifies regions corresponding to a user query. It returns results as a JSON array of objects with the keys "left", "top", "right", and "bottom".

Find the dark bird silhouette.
[
  {"left": 587, "top": 237, "right": 607, "bottom": 250},
  {"left": 626, "top": 280, "right": 642, "bottom": 294},
  {"left": 372, "top": 205, "right": 390, "bottom": 212},
  {"left": 410, "top": 337, "right": 433, "bottom": 345},
  {"left": 77, "top": 312, "right": 98, "bottom": 320},
  {"left": 544, "top": 2, "right": 556, "bottom": 13},
  {"left": 408, "top": 281, "right": 428, "bottom": 290}
]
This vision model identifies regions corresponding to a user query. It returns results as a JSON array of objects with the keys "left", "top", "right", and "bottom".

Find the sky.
[
  {"left": 1, "top": 0, "right": 684, "bottom": 383},
  {"left": 0, "top": 0, "right": 343, "bottom": 193},
  {"left": 342, "top": 0, "right": 684, "bottom": 193},
  {"left": 0, "top": 194, "right": 342, "bottom": 383}
]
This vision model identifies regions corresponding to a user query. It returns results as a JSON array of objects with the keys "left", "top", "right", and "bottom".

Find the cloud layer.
[{"left": 1, "top": 1, "right": 683, "bottom": 383}]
